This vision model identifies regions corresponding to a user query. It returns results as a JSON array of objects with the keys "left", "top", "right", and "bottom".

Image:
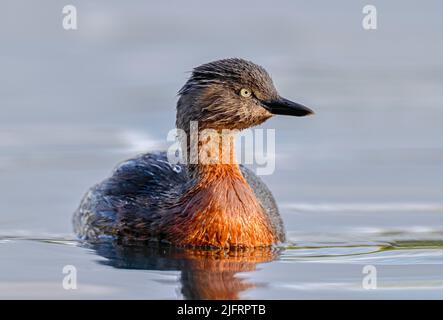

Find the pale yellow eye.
[{"left": 240, "top": 88, "right": 252, "bottom": 98}]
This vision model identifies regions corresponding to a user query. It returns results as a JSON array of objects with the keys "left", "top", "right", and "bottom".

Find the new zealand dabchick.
[{"left": 74, "top": 58, "right": 314, "bottom": 249}]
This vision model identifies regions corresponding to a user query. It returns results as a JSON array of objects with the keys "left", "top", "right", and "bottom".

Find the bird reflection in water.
[{"left": 89, "top": 241, "right": 280, "bottom": 299}]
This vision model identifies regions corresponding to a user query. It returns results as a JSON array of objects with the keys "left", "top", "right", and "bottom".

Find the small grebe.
[{"left": 74, "top": 58, "right": 313, "bottom": 248}]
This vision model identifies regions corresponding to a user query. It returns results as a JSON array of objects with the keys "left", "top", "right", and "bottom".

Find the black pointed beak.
[{"left": 262, "top": 97, "right": 314, "bottom": 117}]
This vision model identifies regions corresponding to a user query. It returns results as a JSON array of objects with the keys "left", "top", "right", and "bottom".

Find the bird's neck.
[
  {"left": 167, "top": 130, "right": 277, "bottom": 248},
  {"left": 188, "top": 129, "right": 238, "bottom": 178}
]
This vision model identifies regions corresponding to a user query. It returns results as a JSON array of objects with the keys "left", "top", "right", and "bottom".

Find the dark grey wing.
[
  {"left": 239, "top": 165, "right": 286, "bottom": 242},
  {"left": 106, "top": 151, "right": 187, "bottom": 200},
  {"left": 73, "top": 151, "right": 188, "bottom": 240}
]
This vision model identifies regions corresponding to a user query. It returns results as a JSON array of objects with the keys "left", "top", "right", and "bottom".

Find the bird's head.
[{"left": 176, "top": 58, "right": 314, "bottom": 131}]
